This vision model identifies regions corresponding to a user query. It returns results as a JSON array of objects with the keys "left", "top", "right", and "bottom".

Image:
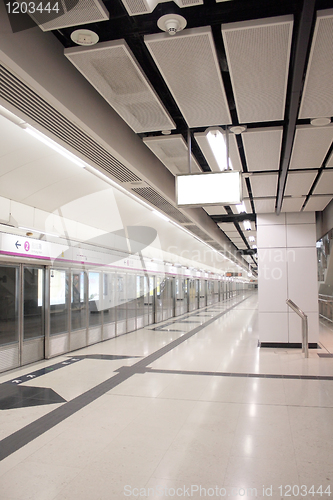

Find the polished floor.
[{"left": 0, "top": 291, "right": 333, "bottom": 499}]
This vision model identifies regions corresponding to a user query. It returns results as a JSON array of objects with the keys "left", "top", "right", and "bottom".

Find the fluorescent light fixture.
[
  {"left": 194, "top": 127, "right": 233, "bottom": 172},
  {"left": 176, "top": 171, "right": 242, "bottom": 207},
  {"left": 236, "top": 202, "right": 246, "bottom": 213},
  {"left": 25, "top": 126, "right": 87, "bottom": 168},
  {"left": 243, "top": 220, "right": 252, "bottom": 231},
  {"left": 19, "top": 226, "right": 59, "bottom": 238},
  {"left": 249, "top": 236, "right": 255, "bottom": 242},
  {"left": 206, "top": 128, "right": 231, "bottom": 171},
  {"left": 252, "top": 244, "right": 257, "bottom": 249}
]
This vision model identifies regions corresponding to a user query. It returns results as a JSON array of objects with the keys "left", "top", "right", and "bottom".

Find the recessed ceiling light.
[
  {"left": 310, "top": 117, "right": 331, "bottom": 127},
  {"left": 70, "top": 29, "right": 99, "bottom": 46}
]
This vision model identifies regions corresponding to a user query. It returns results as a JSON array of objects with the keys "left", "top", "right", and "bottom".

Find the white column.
[{"left": 257, "top": 212, "right": 319, "bottom": 346}]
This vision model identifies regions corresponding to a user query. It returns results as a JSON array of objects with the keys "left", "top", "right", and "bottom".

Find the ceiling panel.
[
  {"left": 326, "top": 152, "right": 333, "bottom": 168},
  {"left": 143, "top": 135, "right": 201, "bottom": 175},
  {"left": 145, "top": 27, "right": 231, "bottom": 128},
  {"left": 313, "top": 170, "right": 333, "bottom": 195},
  {"left": 289, "top": 125, "right": 333, "bottom": 170},
  {"left": 299, "top": 9, "right": 333, "bottom": 119},
  {"left": 30, "top": 0, "right": 109, "bottom": 31},
  {"left": 65, "top": 40, "right": 176, "bottom": 133},
  {"left": 194, "top": 129, "right": 242, "bottom": 172},
  {"left": 242, "top": 127, "right": 283, "bottom": 172},
  {"left": 281, "top": 197, "right": 305, "bottom": 212},
  {"left": 204, "top": 206, "right": 227, "bottom": 215},
  {"left": 284, "top": 171, "right": 317, "bottom": 196},
  {"left": 254, "top": 198, "right": 276, "bottom": 213},
  {"left": 303, "top": 195, "right": 333, "bottom": 211},
  {"left": 222, "top": 15, "right": 293, "bottom": 123},
  {"left": 218, "top": 223, "right": 238, "bottom": 232},
  {"left": 120, "top": 0, "right": 203, "bottom": 16},
  {"left": 250, "top": 173, "right": 278, "bottom": 197}
]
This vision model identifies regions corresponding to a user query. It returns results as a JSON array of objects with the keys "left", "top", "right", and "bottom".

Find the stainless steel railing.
[{"left": 286, "top": 299, "right": 309, "bottom": 358}]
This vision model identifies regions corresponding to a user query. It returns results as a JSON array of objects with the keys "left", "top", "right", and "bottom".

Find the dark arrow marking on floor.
[{"left": 0, "top": 385, "right": 66, "bottom": 410}]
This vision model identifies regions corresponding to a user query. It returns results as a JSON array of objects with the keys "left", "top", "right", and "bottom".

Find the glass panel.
[
  {"left": 127, "top": 274, "right": 136, "bottom": 320},
  {"left": 116, "top": 273, "right": 126, "bottom": 322},
  {"left": 89, "top": 272, "right": 102, "bottom": 327},
  {"left": 148, "top": 276, "right": 154, "bottom": 323},
  {"left": 102, "top": 272, "right": 116, "bottom": 324},
  {"left": 0, "top": 266, "right": 19, "bottom": 345},
  {"left": 137, "top": 275, "right": 144, "bottom": 318},
  {"left": 71, "top": 271, "right": 87, "bottom": 331},
  {"left": 24, "top": 267, "right": 44, "bottom": 340},
  {"left": 50, "top": 269, "right": 69, "bottom": 336}
]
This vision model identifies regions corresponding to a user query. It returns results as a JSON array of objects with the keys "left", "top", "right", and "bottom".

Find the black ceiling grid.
[{"left": 275, "top": 0, "right": 317, "bottom": 215}]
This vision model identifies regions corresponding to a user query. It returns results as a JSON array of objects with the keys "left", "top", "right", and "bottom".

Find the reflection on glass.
[
  {"left": 89, "top": 272, "right": 102, "bottom": 327},
  {"left": 50, "top": 269, "right": 68, "bottom": 335},
  {"left": 127, "top": 274, "right": 136, "bottom": 320},
  {"left": 117, "top": 274, "right": 126, "bottom": 322},
  {"left": 0, "top": 266, "right": 19, "bottom": 345},
  {"left": 24, "top": 268, "right": 44, "bottom": 339},
  {"left": 71, "top": 272, "right": 86, "bottom": 331},
  {"left": 136, "top": 275, "right": 144, "bottom": 318},
  {"left": 102, "top": 273, "right": 116, "bottom": 324}
]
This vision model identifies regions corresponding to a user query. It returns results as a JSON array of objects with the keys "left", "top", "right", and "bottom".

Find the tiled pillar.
[{"left": 257, "top": 212, "right": 319, "bottom": 347}]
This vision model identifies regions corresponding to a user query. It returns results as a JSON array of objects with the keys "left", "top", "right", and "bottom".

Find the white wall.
[{"left": 258, "top": 212, "right": 319, "bottom": 345}]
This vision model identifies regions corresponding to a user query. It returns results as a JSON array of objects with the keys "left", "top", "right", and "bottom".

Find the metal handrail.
[{"left": 286, "top": 299, "right": 309, "bottom": 358}]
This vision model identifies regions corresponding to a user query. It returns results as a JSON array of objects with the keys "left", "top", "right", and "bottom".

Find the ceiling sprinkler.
[{"left": 157, "top": 14, "right": 187, "bottom": 36}]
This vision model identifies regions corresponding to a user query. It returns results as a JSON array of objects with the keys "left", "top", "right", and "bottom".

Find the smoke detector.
[
  {"left": 229, "top": 125, "right": 247, "bottom": 135},
  {"left": 157, "top": 14, "right": 187, "bottom": 36}
]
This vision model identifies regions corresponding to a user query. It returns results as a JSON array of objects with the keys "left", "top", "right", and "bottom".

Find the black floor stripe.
[
  {"left": 0, "top": 294, "right": 251, "bottom": 462},
  {"left": 140, "top": 367, "right": 333, "bottom": 381}
]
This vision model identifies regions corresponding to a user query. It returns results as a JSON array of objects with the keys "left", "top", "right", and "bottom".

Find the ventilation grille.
[
  {"left": 120, "top": 0, "right": 152, "bottom": 15},
  {"left": 120, "top": 0, "right": 203, "bottom": 16},
  {"left": 222, "top": 15, "right": 293, "bottom": 123},
  {"left": 0, "top": 65, "right": 141, "bottom": 183},
  {"left": 299, "top": 9, "right": 333, "bottom": 118},
  {"left": 145, "top": 27, "right": 231, "bottom": 128},
  {"left": 65, "top": 41, "right": 175, "bottom": 133},
  {"left": 242, "top": 127, "right": 283, "bottom": 172},
  {"left": 183, "top": 224, "right": 212, "bottom": 241},
  {"left": 289, "top": 125, "right": 333, "bottom": 170},
  {"left": 143, "top": 135, "right": 201, "bottom": 175},
  {"left": 177, "top": 0, "right": 203, "bottom": 5},
  {"left": 131, "top": 187, "right": 191, "bottom": 223},
  {"left": 25, "top": 0, "right": 109, "bottom": 31}
]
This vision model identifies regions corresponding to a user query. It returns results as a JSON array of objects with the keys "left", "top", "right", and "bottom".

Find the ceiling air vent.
[
  {"left": 299, "top": 9, "right": 333, "bottom": 119},
  {"left": 0, "top": 64, "right": 141, "bottom": 184},
  {"left": 145, "top": 26, "right": 231, "bottom": 128},
  {"left": 131, "top": 187, "right": 191, "bottom": 224},
  {"left": 143, "top": 135, "right": 202, "bottom": 175},
  {"left": 222, "top": 15, "right": 293, "bottom": 123},
  {"left": 65, "top": 40, "right": 176, "bottom": 134},
  {"left": 26, "top": 0, "right": 109, "bottom": 32},
  {"left": 120, "top": 0, "right": 202, "bottom": 16}
]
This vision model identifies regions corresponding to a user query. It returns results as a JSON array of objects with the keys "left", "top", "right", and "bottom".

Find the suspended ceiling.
[{"left": 1, "top": 0, "right": 333, "bottom": 276}]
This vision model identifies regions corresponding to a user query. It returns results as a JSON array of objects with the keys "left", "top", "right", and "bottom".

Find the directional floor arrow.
[{"left": 0, "top": 385, "right": 66, "bottom": 410}]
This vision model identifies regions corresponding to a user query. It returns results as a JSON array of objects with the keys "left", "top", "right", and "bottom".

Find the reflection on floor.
[{"left": 0, "top": 292, "right": 333, "bottom": 500}]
